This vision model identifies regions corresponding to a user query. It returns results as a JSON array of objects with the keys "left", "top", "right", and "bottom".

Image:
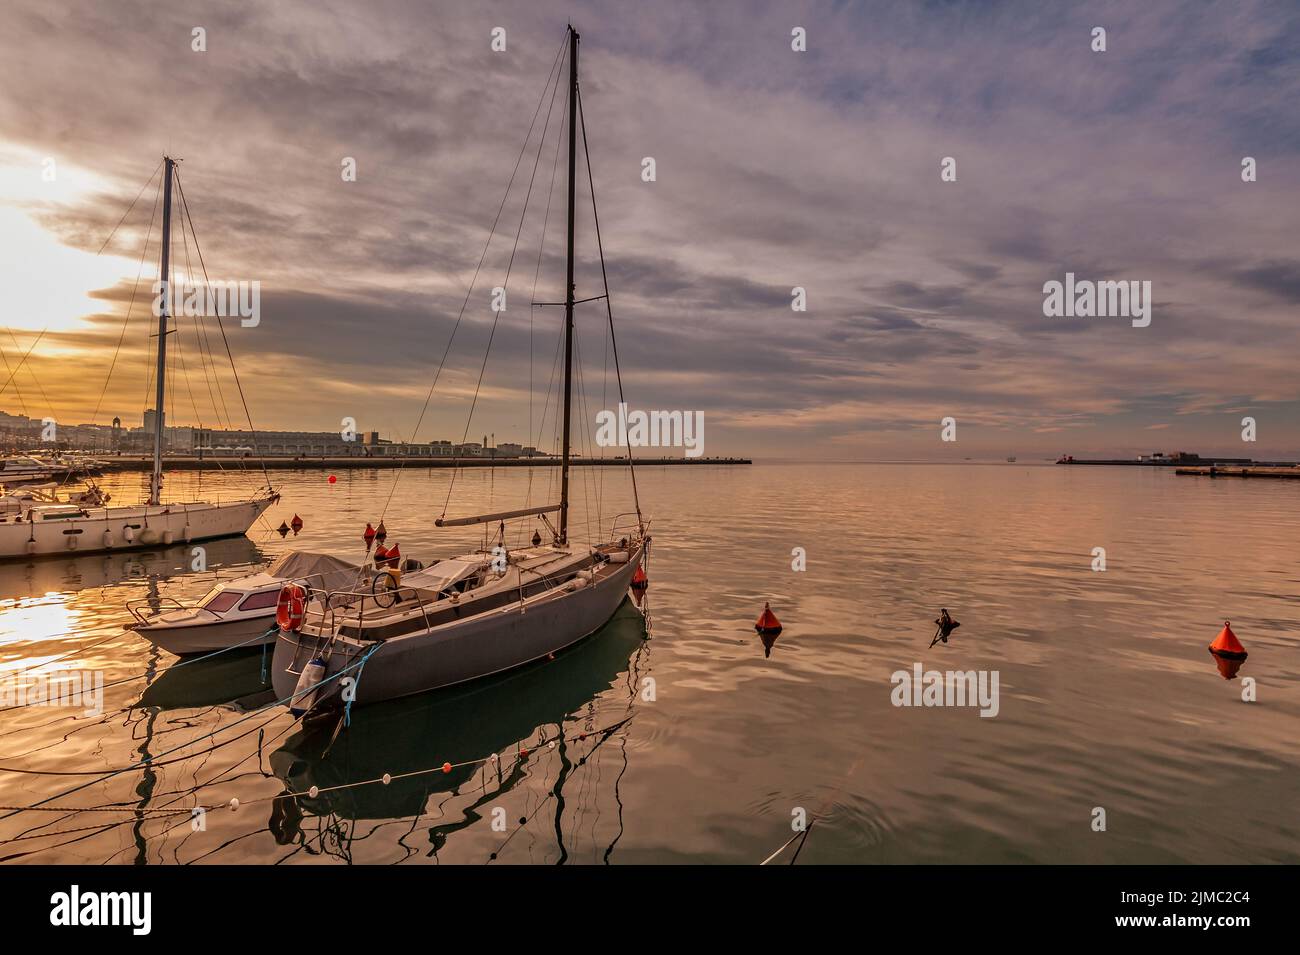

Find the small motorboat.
[{"left": 128, "top": 550, "right": 365, "bottom": 656}]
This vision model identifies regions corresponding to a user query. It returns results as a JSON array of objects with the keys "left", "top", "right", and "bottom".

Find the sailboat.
[
  {"left": 271, "top": 26, "right": 650, "bottom": 712},
  {"left": 0, "top": 157, "right": 277, "bottom": 560}
]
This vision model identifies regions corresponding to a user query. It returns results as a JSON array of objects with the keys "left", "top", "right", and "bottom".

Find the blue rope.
[{"left": 343, "top": 643, "right": 383, "bottom": 727}]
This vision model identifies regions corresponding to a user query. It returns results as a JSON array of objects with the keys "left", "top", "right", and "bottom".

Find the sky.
[{"left": 0, "top": 0, "right": 1297, "bottom": 461}]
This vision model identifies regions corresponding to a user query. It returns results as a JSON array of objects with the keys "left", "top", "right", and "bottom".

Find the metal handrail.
[
  {"left": 125, "top": 595, "right": 191, "bottom": 625},
  {"left": 609, "top": 512, "right": 650, "bottom": 541}
]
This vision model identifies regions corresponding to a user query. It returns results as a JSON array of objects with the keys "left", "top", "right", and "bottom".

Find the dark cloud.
[{"left": 2, "top": 0, "right": 1299, "bottom": 458}]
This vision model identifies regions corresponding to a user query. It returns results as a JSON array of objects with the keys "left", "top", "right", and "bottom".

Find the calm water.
[{"left": 0, "top": 463, "right": 1297, "bottom": 864}]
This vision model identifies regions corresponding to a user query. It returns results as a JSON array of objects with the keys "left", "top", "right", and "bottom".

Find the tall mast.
[
  {"left": 149, "top": 156, "right": 174, "bottom": 506},
  {"left": 558, "top": 26, "right": 579, "bottom": 546}
]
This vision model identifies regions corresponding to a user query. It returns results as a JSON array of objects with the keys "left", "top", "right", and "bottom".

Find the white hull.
[
  {"left": 0, "top": 496, "right": 275, "bottom": 560},
  {"left": 134, "top": 614, "right": 276, "bottom": 656}
]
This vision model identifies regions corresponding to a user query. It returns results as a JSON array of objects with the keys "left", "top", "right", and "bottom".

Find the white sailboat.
[
  {"left": 271, "top": 26, "right": 650, "bottom": 712},
  {"left": 0, "top": 157, "right": 277, "bottom": 560}
]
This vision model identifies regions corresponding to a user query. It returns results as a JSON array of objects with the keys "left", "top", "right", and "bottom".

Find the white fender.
[
  {"left": 290, "top": 657, "right": 328, "bottom": 717},
  {"left": 123, "top": 525, "right": 135, "bottom": 543},
  {"left": 103, "top": 529, "right": 114, "bottom": 549},
  {"left": 162, "top": 530, "right": 175, "bottom": 545}
]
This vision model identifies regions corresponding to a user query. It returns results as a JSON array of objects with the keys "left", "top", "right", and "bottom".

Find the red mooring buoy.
[
  {"left": 363, "top": 522, "right": 376, "bottom": 546},
  {"left": 290, "top": 514, "right": 303, "bottom": 534},
  {"left": 755, "top": 602, "right": 782, "bottom": 635},
  {"left": 1209, "top": 620, "right": 1248, "bottom": 661}
]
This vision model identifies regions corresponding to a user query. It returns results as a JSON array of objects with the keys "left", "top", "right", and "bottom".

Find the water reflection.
[
  {"left": 266, "top": 601, "right": 648, "bottom": 859},
  {"left": 0, "top": 536, "right": 262, "bottom": 602},
  {"left": 136, "top": 648, "right": 276, "bottom": 710},
  {"left": 1209, "top": 650, "right": 1247, "bottom": 681}
]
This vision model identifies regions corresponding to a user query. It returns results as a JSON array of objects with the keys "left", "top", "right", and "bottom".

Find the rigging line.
[
  {"left": 0, "top": 329, "right": 49, "bottom": 403},
  {"left": 527, "top": 73, "right": 569, "bottom": 515},
  {"left": 89, "top": 170, "right": 163, "bottom": 427},
  {"left": 176, "top": 205, "right": 215, "bottom": 432},
  {"left": 0, "top": 339, "right": 28, "bottom": 417},
  {"left": 375, "top": 31, "right": 569, "bottom": 524},
  {"left": 440, "top": 38, "right": 570, "bottom": 520},
  {"left": 578, "top": 85, "right": 643, "bottom": 526},
  {"left": 173, "top": 171, "right": 272, "bottom": 493},
  {"left": 4, "top": 327, "right": 53, "bottom": 426},
  {"left": 95, "top": 159, "right": 164, "bottom": 256},
  {"left": 182, "top": 197, "right": 234, "bottom": 434}
]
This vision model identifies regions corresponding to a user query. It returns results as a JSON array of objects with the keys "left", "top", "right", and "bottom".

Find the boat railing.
[
  {"left": 125, "top": 596, "right": 191, "bottom": 625},
  {"left": 608, "top": 512, "right": 650, "bottom": 542},
  {"left": 309, "top": 576, "right": 437, "bottom": 639}
]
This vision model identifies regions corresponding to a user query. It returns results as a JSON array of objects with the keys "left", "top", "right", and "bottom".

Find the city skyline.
[{"left": 1, "top": 0, "right": 1298, "bottom": 459}]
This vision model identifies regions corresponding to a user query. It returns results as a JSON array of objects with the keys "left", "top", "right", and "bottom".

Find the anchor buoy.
[
  {"left": 755, "top": 602, "right": 782, "bottom": 635},
  {"left": 1209, "top": 620, "right": 1248, "bottom": 661}
]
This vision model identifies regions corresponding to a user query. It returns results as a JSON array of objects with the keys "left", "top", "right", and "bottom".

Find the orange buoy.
[
  {"left": 328, "top": 474, "right": 337, "bottom": 484},
  {"left": 1209, "top": 620, "right": 1247, "bottom": 660},
  {"left": 375, "top": 521, "right": 387, "bottom": 543},
  {"left": 630, "top": 565, "right": 648, "bottom": 590},
  {"left": 755, "top": 601, "right": 782, "bottom": 635},
  {"left": 385, "top": 542, "right": 400, "bottom": 568},
  {"left": 290, "top": 514, "right": 303, "bottom": 533},
  {"left": 442, "top": 762, "right": 452, "bottom": 774},
  {"left": 1210, "top": 652, "right": 1245, "bottom": 681},
  {"left": 374, "top": 543, "right": 389, "bottom": 565},
  {"left": 363, "top": 522, "right": 376, "bottom": 546}
]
